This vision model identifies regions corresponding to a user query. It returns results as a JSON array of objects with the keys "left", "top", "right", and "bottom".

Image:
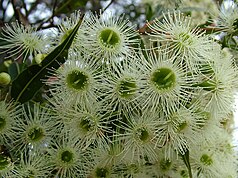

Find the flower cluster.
[{"left": 0, "top": 7, "right": 237, "bottom": 178}]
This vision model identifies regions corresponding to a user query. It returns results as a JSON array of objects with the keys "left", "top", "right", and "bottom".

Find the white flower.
[
  {"left": 0, "top": 22, "right": 50, "bottom": 61},
  {"left": 48, "top": 132, "right": 84, "bottom": 178},
  {"left": 64, "top": 101, "right": 113, "bottom": 149},
  {"left": 14, "top": 151, "right": 51, "bottom": 178},
  {"left": 0, "top": 100, "right": 20, "bottom": 145},
  {"left": 82, "top": 147, "right": 114, "bottom": 178},
  {"left": 180, "top": 0, "right": 219, "bottom": 26},
  {"left": 194, "top": 50, "right": 237, "bottom": 119},
  {"left": 47, "top": 55, "right": 104, "bottom": 107},
  {"left": 190, "top": 142, "right": 227, "bottom": 178},
  {"left": 139, "top": 49, "right": 195, "bottom": 114},
  {"left": 154, "top": 104, "right": 204, "bottom": 157},
  {"left": 114, "top": 162, "right": 153, "bottom": 178},
  {"left": 90, "top": 138, "right": 124, "bottom": 167},
  {"left": 217, "top": 2, "right": 238, "bottom": 34},
  {"left": 148, "top": 11, "right": 214, "bottom": 69},
  {"left": 116, "top": 111, "right": 158, "bottom": 164},
  {"left": 102, "top": 55, "right": 143, "bottom": 116},
  {"left": 77, "top": 11, "right": 138, "bottom": 64},
  {"left": 150, "top": 148, "right": 180, "bottom": 178},
  {"left": 11, "top": 103, "right": 57, "bottom": 153},
  {"left": 0, "top": 153, "right": 15, "bottom": 177}
]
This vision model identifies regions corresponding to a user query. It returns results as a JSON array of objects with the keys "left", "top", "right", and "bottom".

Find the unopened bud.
[
  {"left": 35, "top": 54, "right": 47, "bottom": 64},
  {"left": 0, "top": 72, "right": 11, "bottom": 86}
]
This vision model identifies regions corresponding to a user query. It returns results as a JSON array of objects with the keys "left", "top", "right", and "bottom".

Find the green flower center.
[
  {"left": 180, "top": 170, "right": 188, "bottom": 177},
  {"left": 0, "top": 117, "right": 6, "bottom": 131},
  {"left": 99, "top": 28, "right": 120, "bottom": 48},
  {"left": 0, "top": 155, "right": 11, "bottom": 170},
  {"left": 151, "top": 68, "right": 176, "bottom": 91},
  {"left": 95, "top": 167, "right": 109, "bottom": 178},
  {"left": 178, "top": 32, "right": 193, "bottom": 46},
  {"left": 28, "top": 127, "right": 44, "bottom": 142},
  {"left": 200, "top": 154, "right": 213, "bottom": 166},
  {"left": 79, "top": 119, "right": 91, "bottom": 133},
  {"left": 61, "top": 150, "right": 74, "bottom": 163},
  {"left": 160, "top": 159, "right": 172, "bottom": 171},
  {"left": 117, "top": 77, "right": 137, "bottom": 99},
  {"left": 136, "top": 128, "right": 150, "bottom": 142},
  {"left": 66, "top": 70, "right": 89, "bottom": 91},
  {"left": 177, "top": 121, "right": 188, "bottom": 132}
]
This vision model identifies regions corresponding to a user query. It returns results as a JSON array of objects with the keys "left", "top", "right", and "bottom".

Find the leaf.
[
  {"left": 55, "top": 0, "right": 88, "bottom": 15},
  {"left": 8, "top": 62, "right": 27, "bottom": 81},
  {"left": 145, "top": 3, "right": 153, "bottom": 21},
  {"left": 11, "top": 20, "right": 81, "bottom": 103},
  {"left": 180, "top": 149, "right": 193, "bottom": 178}
]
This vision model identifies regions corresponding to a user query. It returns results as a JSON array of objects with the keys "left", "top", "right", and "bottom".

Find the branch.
[
  {"left": 36, "top": 0, "right": 58, "bottom": 30},
  {"left": 11, "top": 0, "right": 29, "bottom": 25},
  {"left": 103, "top": 0, "right": 114, "bottom": 13}
]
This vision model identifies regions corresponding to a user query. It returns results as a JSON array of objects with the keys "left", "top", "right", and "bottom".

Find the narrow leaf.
[
  {"left": 55, "top": 0, "right": 88, "bottom": 15},
  {"left": 8, "top": 62, "right": 26, "bottom": 81},
  {"left": 11, "top": 20, "right": 81, "bottom": 103},
  {"left": 180, "top": 149, "right": 193, "bottom": 178}
]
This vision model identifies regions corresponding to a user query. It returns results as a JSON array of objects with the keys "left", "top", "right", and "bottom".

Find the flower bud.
[
  {"left": 34, "top": 54, "right": 47, "bottom": 64},
  {"left": 0, "top": 72, "right": 11, "bottom": 86}
]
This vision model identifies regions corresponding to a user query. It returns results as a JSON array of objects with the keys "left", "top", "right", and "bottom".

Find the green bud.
[
  {"left": 34, "top": 54, "right": 47, "bottom": 64},
  {"left": 0, "top": 72, "right": 11, "bottom": 86},
  {"left": 3, "top": 60, "right": 12, "bottom": 68}
]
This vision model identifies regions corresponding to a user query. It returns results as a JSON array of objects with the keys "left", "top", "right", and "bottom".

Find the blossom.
[
  {"left": 116, "top": 111, "right": 158, "bottom": 164},
  {"left": 56, "top": 10, "right": 83, "bottom": 53},
  {"left": 0, "top": 100, "right": 19, "bottom": 145},
  {"left": 0, "top": 153, "right": 15, "bottom": 177},
  {"left": 11, "top": 103, "right": 57, "bottom": 153},
  {"left": 47, "top": 55, "right": 104, "bottom": 107},
  {"left": 63, "top": 101, "right": 114, "bottom": 149},
  {"left": 148, "top": 11, "right": 214, "bottom": 69},
  {"left": 154, "top": 103, "right": 205, "bottom": 158},
  {"left": 149, "top": 148, "right": 182, "bottom": 178},
  {"left": 216, "top": 2, "right": 238, "bottom": 34},
  {"left": 48, "top": 133, "right": 84, "bottom": 178},
  {"left": 0, "top": 22, "right": 50, "bottom": 61},
  {"left": 102, "top": 55, "right": 143, "bottom": 116},
  {"left": 194, "top": 49, "right": 238, "bottom": 119},
  {"left": 77, "top": 11, "right": 139, "bottom": 64},
  {"left": 138, "top": 49, "right": 195, "bottom": 114},
  {"left": 180, "top": 0, "right": 219, "bottom": 26},
  {"left": 114, "top": 162, "right": 153, "bottom": 178},
  {"left": 14, "top": 151, "right": 51, "bottom": 178}
]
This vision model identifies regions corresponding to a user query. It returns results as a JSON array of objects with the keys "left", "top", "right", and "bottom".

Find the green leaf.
[
  {"left": 8, "top": 62, "right": 27, "bottom": 81},
  {"left": 55, "top": 0, "right": 88, "bottom": 15},
  {"left": 180, "top": 149, "right": 193, "bottom": 178},
  {"left": 11, "top": 20, "right": 81, "bottom": 103},
  {"left": 145, "top": 3, "right": 154, "bottom": 21}
]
